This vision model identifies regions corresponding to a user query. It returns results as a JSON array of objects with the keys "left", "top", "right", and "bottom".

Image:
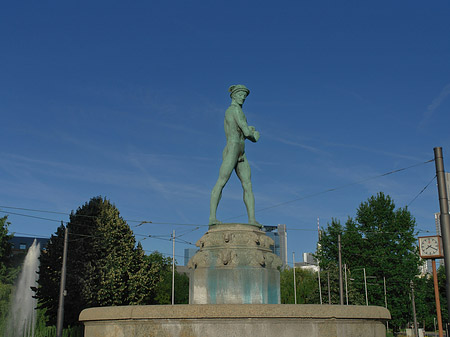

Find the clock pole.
[
  {"left": 434, "top": 147, "right": 450, "bottom": 329},
  {"left": 432, "top": 258, "right": 444, "bottom": 337}
]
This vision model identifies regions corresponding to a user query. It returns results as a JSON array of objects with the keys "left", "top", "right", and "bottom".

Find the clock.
[{"left": 418, "top": 236, "right": 443, "bottom": 259}]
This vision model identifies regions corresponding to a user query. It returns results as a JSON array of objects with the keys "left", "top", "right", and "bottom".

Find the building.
[
  {"left": 10, "top": 236, "right": 49, "bottom": 254},
  {"left": 302, "top": 252, "right": 316, "bottom": 265},
  {"left": 184, "top": 248, "right": 199, "bottom": 266},
  {"left": 262, "top": 224, "right": 288, "bottom": 268},
  {"left": 418, "top": 258, "right": 432, "bottom": 276},
  {"left": 294, "top": 252, "right": 319, "bottom": 272}
]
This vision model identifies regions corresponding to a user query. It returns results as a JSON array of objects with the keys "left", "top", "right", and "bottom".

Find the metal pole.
[
  {"left": 318, "top": 269, "right": 323, "bottom": 305},
  {"left": 432, "top": 259, "right": 444, "bottom": 337},
  {"left": 344, "top": 264, "right": 348, "bottom": 305},
  {"left": 172, "top": 229, "right": 175, "bottom": 305},
  {"left": 327, "top": 271, "right": 331, "bottom": 304},
  {"left": 435, "top": 317, "right": 437, "bottom": 337},
  {"left": 338, "top": 234, "right": 344, "bottom": 305},
  {"left": 293, "top": 252, "right": 297, "bottom": 304},
  {"left": 56, "top": 224, "right": 69, "bottom": 337},
  {"left": 384, "top": 276, "right": 389, "bottom": 331},
  {"left": 434, "top": 147, "right": 450, "bottom": 325},
  {"left": 411, "top": 280, "right": 418, "bottom": 337},
  {"left": 363, "top": 268, "right": 368, "bottom": 306}
]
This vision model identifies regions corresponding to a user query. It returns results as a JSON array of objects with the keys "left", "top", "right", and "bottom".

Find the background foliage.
[
  {"left": 316, "top": 192, "right": 420, "bottom": 334},
  {"left": 34, "top": 196, "right": 172, "bottom": 326}
]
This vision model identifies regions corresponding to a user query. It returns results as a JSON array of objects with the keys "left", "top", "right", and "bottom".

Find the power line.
[
  {"left": 0, "top": 159, "right": 434, "bottom": 229},
  {"left": 11, "top": 232, "right": 51, "bottom": 238},
  {"left": 5, "top": 206, "right": 434, "bottom": 238},
  {"left": 0, "top": 210, "right": 61, "bottom": 223},
  {"left": 0, "top": 205, "right": 209, "bottom": 227},
  {"left": 225, "top": 158, "right": 435, "bottom": 221},
  {"left": 3, "top": 209, "right": 435, "bottom": 238},
  {"left": 407, "top": 175, "right": 436, "bottom": 207}
]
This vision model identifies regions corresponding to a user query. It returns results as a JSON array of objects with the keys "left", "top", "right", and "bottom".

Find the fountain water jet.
[{"left": 5, "top": 239, "right": 41, "bottom": 337}]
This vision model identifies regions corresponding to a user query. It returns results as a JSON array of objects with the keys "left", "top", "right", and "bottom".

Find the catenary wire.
[
  {"left": 0, "top": 158, "right": 435, "bottom": 227},
  {"left": 224, "top": 158, "right": 435, "bottom": 221},
  {"left": 407, "top": 175, "right": 436, "bottom": 206}
]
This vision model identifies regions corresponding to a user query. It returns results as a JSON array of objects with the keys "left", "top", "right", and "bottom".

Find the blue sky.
[{"left": 1, "top": 1, "right": 450, "bottom": 265}]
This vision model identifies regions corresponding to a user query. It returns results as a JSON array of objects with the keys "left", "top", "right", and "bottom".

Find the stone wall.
[{"left": 80, "top": 304, "right": 390, "bottom": 337}]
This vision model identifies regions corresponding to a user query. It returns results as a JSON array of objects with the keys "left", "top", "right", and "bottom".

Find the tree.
[
  {"left": 414, "top": 266, "right": 448, "bottom": 331},
  {"left": 280, "top": 268, "right": 319, "bottom": 304},
  {"left": 316, "top": 192, "right": 420, "bottom": 335},
  {"left": 139, "top": 252, "right": 190, "bottom": 305},
  {"left": 34, "top": 196, "right": 165, "bottom": 326},
  {"left": 0, "top": 216, "right": 14, "bottom": 332},
  {"left": 0, "top": 216, "right": 13, "bottom": 282}
]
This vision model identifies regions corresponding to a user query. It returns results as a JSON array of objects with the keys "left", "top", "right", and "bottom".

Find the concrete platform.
[{"left": 79, "top": 304, "right": 390, "bottom": 337}]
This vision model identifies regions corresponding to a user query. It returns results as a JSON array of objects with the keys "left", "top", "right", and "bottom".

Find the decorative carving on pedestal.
[
  {"left": 188, "top": 224, "right": 282, "bottom": 270},
  {"left": 188, "top": 223, "right": 282, "bottom": 304}
]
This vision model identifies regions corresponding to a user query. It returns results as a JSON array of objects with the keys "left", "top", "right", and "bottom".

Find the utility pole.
[
  {"left": 318, "top": 269, "right": 323, "bottom": 304},
  {"left": 411, "top": 280, "right": 418, "bottom": 337},
  {"left": 338, "top": 234, "right": 344, "bottom": 305},
  {"left": 293, "top": 252, "right": 297, "bottom": 304},
  {"left": 363, "top": 268, "right": 368, "bottom": 306},
  {"left": 172, "top": 230, "right": 175, "bottom": 305},
  {"left": 432, "top": 259, "right": 444, "bottom": 337},
  {"left": 434, "top": 147, "right": 450, "bottom": 331},
  {"left": 344, "top": 264, "right": 348, "bottom": 305},
  {"left": 327, "top": 271, "right": 331, "bottom": 304},
  {"left": 56, "top": 223, "right": 68, "bottom": 337},
  {"left": 384, "top": 276, "right": 389, "bottom": 332}
]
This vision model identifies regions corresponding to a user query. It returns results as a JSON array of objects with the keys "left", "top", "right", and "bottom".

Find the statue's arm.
[{"left": 234, "top": 109, "right": 260, "bottom": 143}]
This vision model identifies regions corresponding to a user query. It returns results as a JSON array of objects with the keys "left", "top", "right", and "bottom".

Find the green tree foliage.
[
  {"left": 316, "top": 192, "right": 420, "bottom": 334},
  {"left": 151, "top": 264, "right": 189, "bottom": 304},
  {"left": 280, "top": 268, "right": 319, "bottom": 304},
  {"left": 133, "top": 251, "right": 189, "bottom": 305},
  {"left": 0, "top": 216, "right": 13, "bottom": 281},
  {"left": 33, "top": 309, "right": 84, "bottom": 337},
  {"left": 34, "top": 196, "right": 166, "bottom": 326},
  {"left": 414, "top": 266, "right": 448, "bottom": 331},
  {"left": 0, "top": 216, "right": 15, "bottom": 332}
]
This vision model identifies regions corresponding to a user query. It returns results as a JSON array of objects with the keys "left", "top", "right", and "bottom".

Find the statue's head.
[{"left": 229, "top": 85, "right": 250, "bottom": 105}]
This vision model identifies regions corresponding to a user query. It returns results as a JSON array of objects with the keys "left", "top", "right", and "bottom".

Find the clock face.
[{"left": 419, "top": 236, "right": 442, "bottom": 258}]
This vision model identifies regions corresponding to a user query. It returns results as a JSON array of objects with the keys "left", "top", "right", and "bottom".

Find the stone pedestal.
[
  {"left": 79, "top": 304, "right": 391, "bottom": 337},
  {"left": 187, "top": 223, "right": 281, "bottom": 304}
]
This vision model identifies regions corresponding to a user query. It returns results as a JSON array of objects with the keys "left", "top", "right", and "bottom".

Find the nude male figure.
[{"left": 209, "top": 84, "right": 260, "bottom": 225}]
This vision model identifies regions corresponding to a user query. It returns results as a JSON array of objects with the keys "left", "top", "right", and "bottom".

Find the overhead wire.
[
  {"left": 1, "top": 158, "right": 438, "bottom": 243},
  {"left": 3, "top": 208, "right": 435, "bottom": 238},
  {"left": 407, "top": 175, "right": 436, "bottom": 206},
  {"left": 0, "top": 158, "right": 434, "bottom": 227},
  {"left": 0, "top": 205, "right": 207, "bottom": 227},
  {"left": 224, "top": 158, "right": 435, "bottom": 221},
  {"left": 0, "top": 210, "right": 61, "bottom": 223}
]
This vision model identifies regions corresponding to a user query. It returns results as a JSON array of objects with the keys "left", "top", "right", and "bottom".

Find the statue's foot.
[
  {"left": 248, "top": 219, "right": 262, "bottom": 227},
  {"left": 209, "top": 218, "right": 222, "bottom": 225}
]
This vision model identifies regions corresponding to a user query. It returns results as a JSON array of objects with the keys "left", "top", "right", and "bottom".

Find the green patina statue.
[{"left": 209, "top": 84, "right": 260, "bottom": 226}]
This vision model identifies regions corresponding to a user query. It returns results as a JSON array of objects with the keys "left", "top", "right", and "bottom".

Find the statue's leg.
[
  {"left": 209, "top": 147, "right": 237, "bottom": 225},
  {"left": 236, "top": 155, "right": 258, "bottom": 225}
]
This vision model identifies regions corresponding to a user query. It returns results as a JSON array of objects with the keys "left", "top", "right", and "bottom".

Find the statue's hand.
[
  {"left": 249, "top": 126, "right": 256, "bottom": 132},
  {"left": 253, "top": 130, "right": 260, "bottom": 142}
]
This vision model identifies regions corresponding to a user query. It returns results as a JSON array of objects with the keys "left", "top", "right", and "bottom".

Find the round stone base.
[
  {"left": 188, "top": 223, "right": 282, "bottom": 304},
  {"left": 79, "top": 304, "right": 390, "bottom": 337}
]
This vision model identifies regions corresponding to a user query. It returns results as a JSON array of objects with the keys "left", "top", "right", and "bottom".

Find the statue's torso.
[{"left": 224, "top": 105, "right": 245, "bottom": 144}]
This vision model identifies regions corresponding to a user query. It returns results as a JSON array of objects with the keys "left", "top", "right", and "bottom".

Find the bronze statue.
[{"left": 209, "top": 85, "right": 260, "bottom": 225}]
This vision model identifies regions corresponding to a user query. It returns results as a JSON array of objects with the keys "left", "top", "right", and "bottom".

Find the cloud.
[
  {"left": 323, "top": 142, "right": 423, "bottom": 162},
  {"left": 421, "top": 83, "right": 450, "bottom": 127},
  {"left": 266, "top": 134, "right": 331, "bottom": 156}
]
